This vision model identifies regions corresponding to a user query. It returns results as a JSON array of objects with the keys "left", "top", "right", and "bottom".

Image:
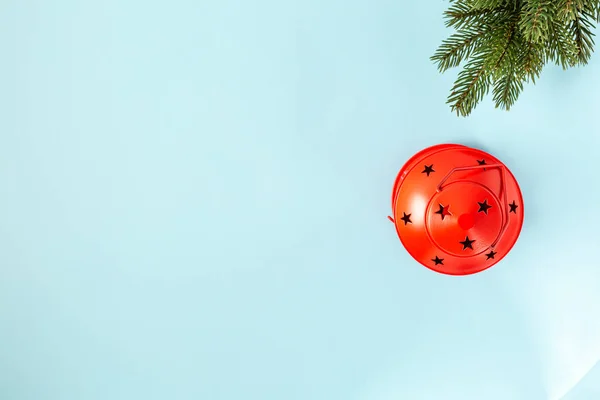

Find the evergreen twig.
[{"left": 433, "top": 0, "right": 600, "bottom": 116}]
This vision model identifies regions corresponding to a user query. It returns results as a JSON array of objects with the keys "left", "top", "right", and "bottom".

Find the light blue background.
[{"left": 1, "top": 1, "right": 599, "bottom": 399}]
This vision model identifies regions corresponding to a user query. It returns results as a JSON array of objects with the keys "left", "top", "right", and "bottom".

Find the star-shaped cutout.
[
  {"left": 477, "top": 199, "right": 492, "bottom": 214},
  {"left": 400, "top": 212, "right": 412, "bottom": 225},
  {"left": 509, "top": 200, "right": 518, "bottom": 213},
  {"left": 432, "top": 256, "right": 444, "bottom": 265},
  {"left": 477, "top": 159, "right": 486, "bottom": 166},
  {"left": 485, "top": 250, "right": 497, "bottom": 260},
  {"left": 421, "top": 164, "right": 435, "bottom": 177},
  {"left": 459, "top": 235, "right": 475, "bottom": 250},
  {"left": 434, "top": 204, "right": 451, "bottom": 220}
]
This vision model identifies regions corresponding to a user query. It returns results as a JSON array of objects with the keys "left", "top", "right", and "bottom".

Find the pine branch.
[
  {"left": 486, "top": 16, "right": 524, "bottom": 109},
  {"left": 492, "top": 68, "right": 524, "bottom": 110},
  {"left": 489, "top": 15, "right": 520, "bottom": 67},
  {"left": 434, "top": 2, "right": 517, "bottom": 72},
  {"left": 444, "top": 2, "right": 500, "bottom": 29},
  {"left": 546, "top": 18, "right": 579, "bottom": 68},
  {"left": 555, "top": 0, "right": 585, "bottom": 21},
  {"left": 431, "top": 27, "right": 489, "bottom": 72},
  {"left": 519, "top": 0, "right": 554, "bottom": 43},
  {"left": 447, "top": 51, "right": 492, "bottom": 116},
  {"left": 492, "top": 34, "right": 526, "bottom": 109},
  {"left": 433, "top": 0, "right": 600, "bottom": 116},
  {"left": 444, "top": 7, "right": 520, "bottom": 115},
  {"left": 582, "top": 0, "right": 600, "bottom": 21},
  {"left": 570, "top": 7, "right": 596, "bottom": 63},
  {"left": 516, "top": 38, "right": 545, "bottom": 83}
]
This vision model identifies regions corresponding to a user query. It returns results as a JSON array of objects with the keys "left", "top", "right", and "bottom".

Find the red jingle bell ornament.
[{"left": 389, "top": 144, "right": 524, "bottom": 275}]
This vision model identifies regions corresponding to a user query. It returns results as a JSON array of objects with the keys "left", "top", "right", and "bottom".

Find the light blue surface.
[{"left": 1, "top": 1, "right": 599, "bottom": 399}]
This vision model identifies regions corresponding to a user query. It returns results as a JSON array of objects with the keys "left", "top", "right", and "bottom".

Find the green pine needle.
[
  {"left": 431, "top": 28, "right": 489, "bottom": 72},
  {"left": 444, "top": 1, "right": 500, "bottom": 29},
  {"left": 519, "top": 0, "right": 554, "bottom": 43},
  {"left": 447, "top": 51, "right": 492, "bottom": 116},
  {"left": 547, "top": 18, "right": 579, "bottom": 68},
  {"left": 571, "top": 8, "right": 596, "bottom": 63},
  {"left": 433, "top": 0, "right": 600, "bottom": 116}
]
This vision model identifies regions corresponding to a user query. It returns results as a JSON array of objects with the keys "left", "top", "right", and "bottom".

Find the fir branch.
[
  {"left": 555, "top": 0, "right": 585, "bottom": 21},
  {"left": 582, "top": 0, "right": 600, "bottom": 22},
  {"left": 516, "top": 38, "right": 545, "bottom": 83},
  {"left": 546, "top": 18, "right": 579, "bottom": 68},
  {"left": 486, "top": 16, "right": 524, "bottom": 109},
  {"left": 431, "top": 27, "right": 489, "bottom": 72},
  {"left": 570, "top": 7, "right": 596, "bottom": 63},
  {"left": 583, "top": 0, "right": 600, "bottom": 22},
  {"left": 447, "top": 51, "right": 492, "bottom": 116},
  {"left": 433, "top": 0, "right": 600, "bottom": 116},
  {"left": 519, "top": 0, "right": 554, "bottom": 43},
  {"left": 485, "top": 16, "right": 519, "bottom": 77},
  {"left": 444, "top": 8, "right": 520, "bottom": 115},
  {"left": 492, "top": 68, "right": 524, "bottom": 110},
  {"left": 434, "top": 3, "right": 518, "bottom": 72},
  {"left": 444, "top": 2, "right": 500, "bottom": 29}
]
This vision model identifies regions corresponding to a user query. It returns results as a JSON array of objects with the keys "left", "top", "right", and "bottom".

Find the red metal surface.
[{"left": 389, "top": 144, "right": 524, "bottom": 275}]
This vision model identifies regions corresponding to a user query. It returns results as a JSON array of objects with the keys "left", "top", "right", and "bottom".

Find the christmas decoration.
[
  {"left": 389, "top": 144, "right": 524, "bottom": 275},
  {"left": 432, "top": 0, "right": 600, "bottom": 116}
]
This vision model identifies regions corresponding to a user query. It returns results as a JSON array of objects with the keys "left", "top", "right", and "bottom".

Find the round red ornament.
[{"left": 389, "top": 144, "right": 524, "bottom": 275}]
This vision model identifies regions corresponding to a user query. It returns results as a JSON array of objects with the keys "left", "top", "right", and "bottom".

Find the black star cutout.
[
  {"left": 477, "top": 199, "right": 492, "bottom": 214},
  {"left": 485, "top": 250, "right": 497, "bottom": 260},
  {"left": 400, "top": 212, "right": 412, "bottom": 225},
  {"left": 509, "top": 201, "right": 518, "bottom": 214},
  {"left": 459, "top": 235, "right": 475, "bottom": 250},
  {"left": 477, "top": 159, "right": 486, "bottom": 166},
  {"left": 421, "top": 164, "right": 435, "bottom": 176},
  {"left": 434, "top": 204, "right": 451, "bottom": 220},
  {"left": 432, "top": 256, "right": 444, "bottom": 265}
]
